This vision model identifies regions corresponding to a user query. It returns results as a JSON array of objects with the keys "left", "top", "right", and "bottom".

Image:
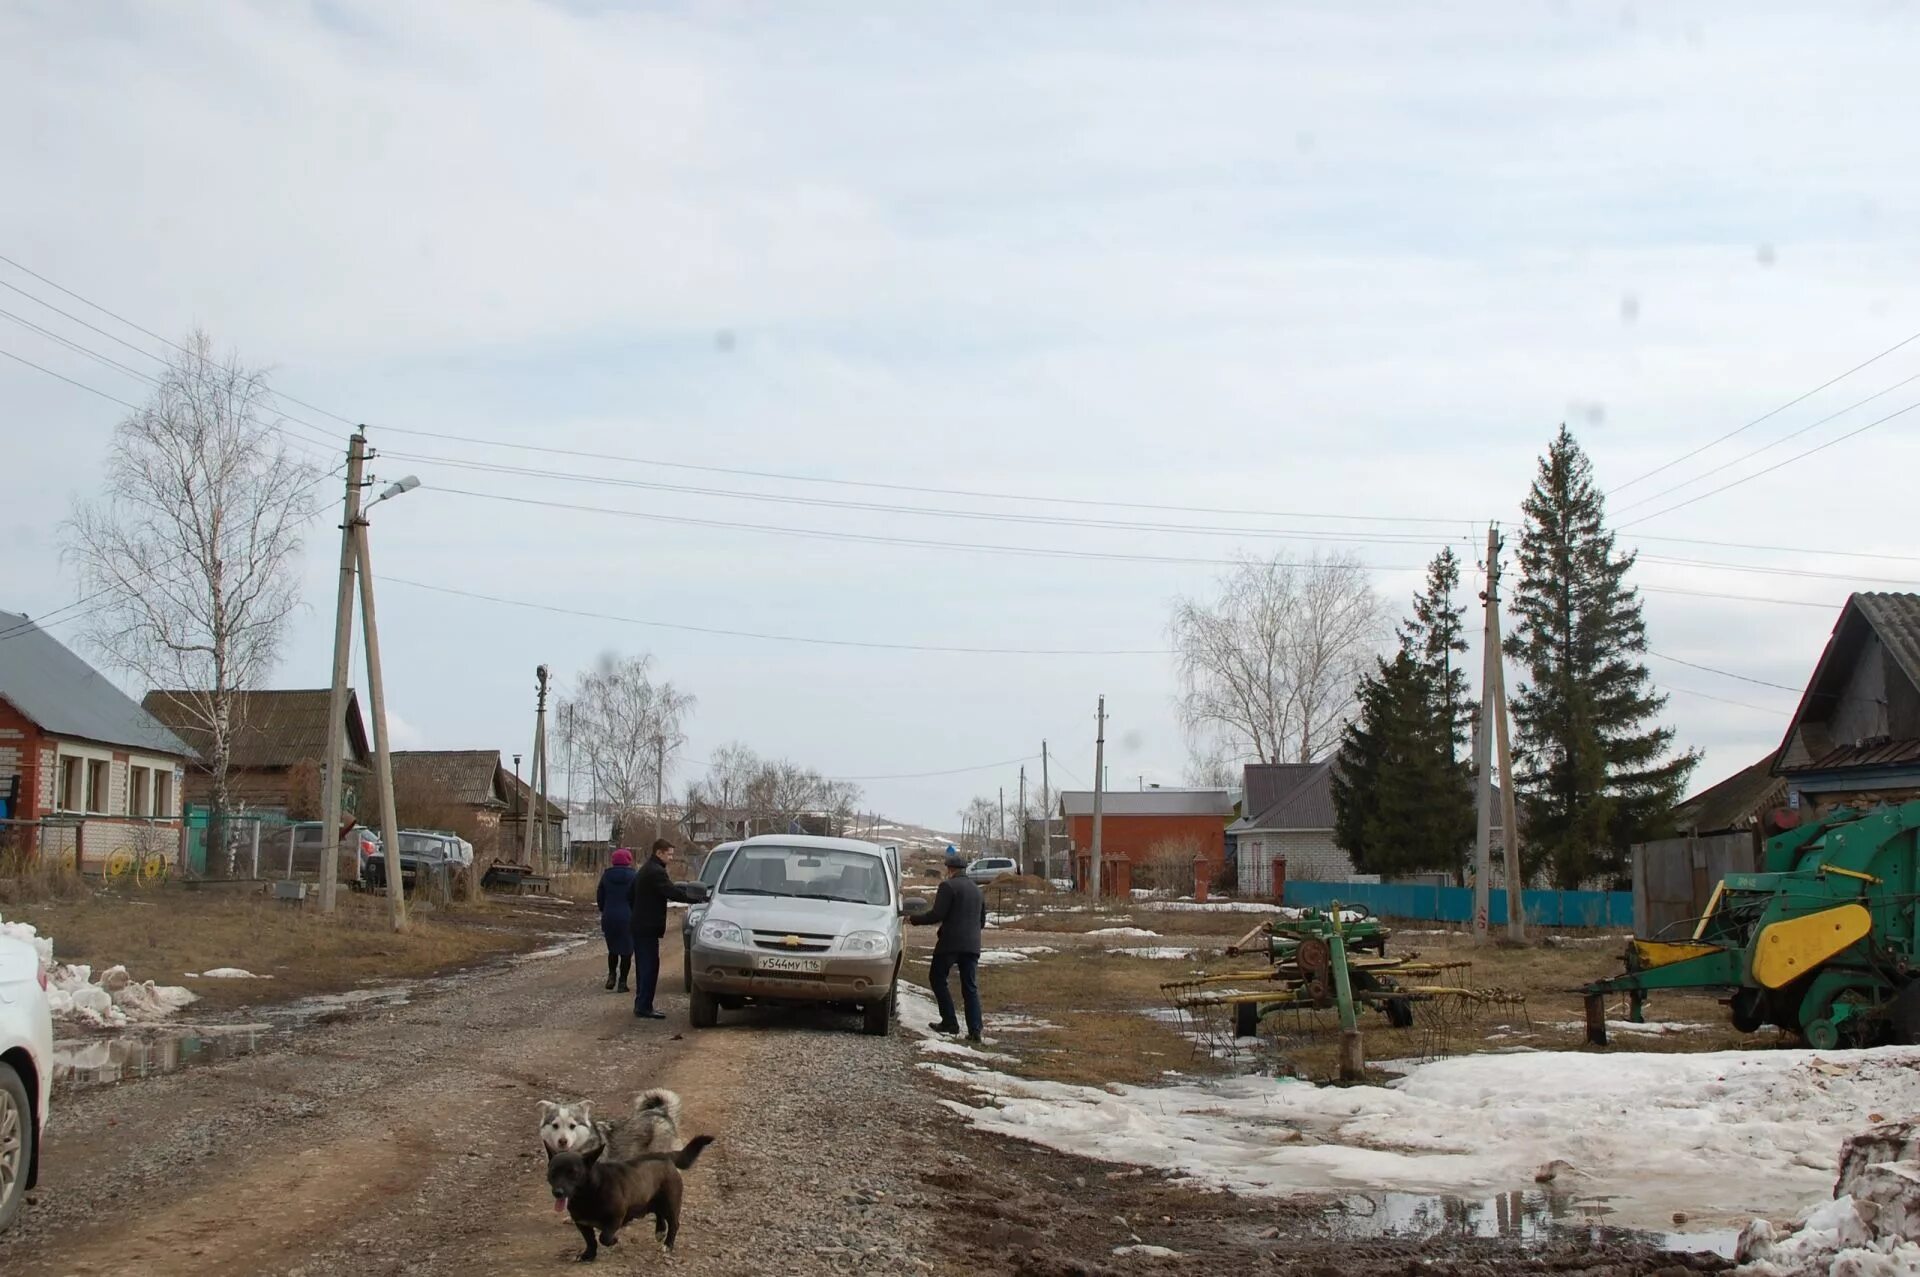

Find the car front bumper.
[{"left": 689, "top": 945, "right": 895, "bottom": 1002}]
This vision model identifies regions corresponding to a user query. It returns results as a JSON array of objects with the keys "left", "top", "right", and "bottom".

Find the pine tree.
[
  {"left": 1505, "top": 426, "right": 1698, "bottom": 888},
  {"left": 1332, "top": 550, "right": 1475, "bottom": 881}
]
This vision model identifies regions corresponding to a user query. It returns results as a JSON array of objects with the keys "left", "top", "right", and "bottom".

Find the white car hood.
[
  {"left": 0, "top": 934, "right": 40, "bottom": 985},
  {"left": 706, "top": 894, "right": 895, "bottom": 937}
]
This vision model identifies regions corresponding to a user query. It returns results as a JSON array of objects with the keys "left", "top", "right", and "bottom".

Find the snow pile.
[
  {"left": 48, "top": 964, "right": 197, "bottom": 1027},
  {"left": 1, "top": 910, "right": 197, "bottom": 1026},
  {"left": 1116, "top": 947, "right": 1197, "bottom": 960},
  {"left": 190, "top": 968, "right": 270, "bottom": 980},
  {"left": 1546, "top": 1018, "right": 1711, "bottom": 1036},
  {"left": 1737, "top": 1121, "right": 1920, "bottom": 1276},
  {"left": 1087, "top": 926, "right": 1159, "bottom": 937},
  {"left": 920, "top": 1043, "right": 1920, "bottom": 1236},
  {"left": 977, "top": 945, "right": 1057, "bottom": 966}
]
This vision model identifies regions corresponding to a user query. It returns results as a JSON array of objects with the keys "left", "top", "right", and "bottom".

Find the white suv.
[
  {"left": 965, "top": 856, "right": 1019, "bottom": 884},
  {"left": 0, "top": 933, "right": 52, "bottom": 1233}
]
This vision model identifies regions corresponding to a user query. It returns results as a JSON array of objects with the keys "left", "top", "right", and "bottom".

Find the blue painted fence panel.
[{"left": 1283, "top": 880, "right": 1632, "bottom": 929}]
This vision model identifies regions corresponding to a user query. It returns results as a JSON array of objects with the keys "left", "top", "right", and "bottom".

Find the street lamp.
[{"left": 365, "top": 475, "right": 421, "bottom": 512}]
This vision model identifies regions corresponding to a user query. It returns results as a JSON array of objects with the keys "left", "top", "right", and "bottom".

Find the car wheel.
[
  {"left": 0, "top": 1060, "right": 33, "bottom": 1234},
  {"left": 689, "top": 987, "right": 719, "bottom": 1029},
  {"left": 862, "top": 988, "right": 894, "bottom": 1037}
]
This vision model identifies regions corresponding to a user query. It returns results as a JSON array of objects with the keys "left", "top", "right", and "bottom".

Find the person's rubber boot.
[
  {"left": 929, "top": 1021, "right": 961, "bottom": 1035},
  {"left": 604, "top": 956, "right": 617, "bottom": 991},
  {"left": 616, "top": 955, "right": 631, "bottom": 993}
]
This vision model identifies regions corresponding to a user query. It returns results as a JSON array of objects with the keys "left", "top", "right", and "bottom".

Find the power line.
[
  {"left": 826, "top": 754, "right": 1042, "bottom": 782},
  {"left": 1645, "top": 650, "right": 1801, "bottom": 693},
  {"left": 1620, "top": 398, "right": 1920, "bottom": 529},
  {"left": 1659, "top": 682, "right": 1790, "bottom": 715},
  {"left": 1609, "top": 326, "right": 1920, "bottom": 493},
  {"left": 381, "top": 448, "right": 1480, "bottom": 549},
  {"left": 1630, "top": 532, "right": 1920, "bottom": 565},
  {"left": 1614, "top": 368, "right": 1920, "bottom": 514},
  {"left": 425, "top": 484, "right": 1435, "bottom": 570},
  {"left": 1637, "top": 584, "right": 1836, "bottom": 610},
  {"left": 0, "top": 345, "right": 144, "bottom": 412},
  {"left": 1638, "top": 553, "right": 1920, "bottom": 589},
  {"left": 381, "top": 576, "right": 1174, "bottom": 655}
]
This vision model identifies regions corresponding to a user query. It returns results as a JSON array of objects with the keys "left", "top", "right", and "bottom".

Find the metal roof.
[
  {"left": 1672, "top": 753, "right": 1786, "bottom": 832},
  {"left": 1057, "top": 789, "right": 1233, "bottom": 818},
  {"left": 143, "top": 688, "right": 369, "bottom": 771},
  {"left": 1232, "top": 760, "right": 1336, "bottom": 832},
  {"left": 0, "top": 611, "right": 193, "bottom": 757}
]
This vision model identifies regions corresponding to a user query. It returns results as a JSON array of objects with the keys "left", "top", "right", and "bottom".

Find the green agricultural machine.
[{"left": 1583, "top": 799, "right": 1920, "bottom": 1049}]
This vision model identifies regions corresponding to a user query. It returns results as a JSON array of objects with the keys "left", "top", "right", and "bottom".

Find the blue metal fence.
[{"left": 1284, "top": 879, "right": 1632, "bottom": 929}]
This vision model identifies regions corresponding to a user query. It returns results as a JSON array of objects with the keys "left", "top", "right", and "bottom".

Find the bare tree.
[
  {"left": 65, "top": 331, "right": 318, "bottom": 865},
  {"left": 559, "top": 653, "right": 695, "bottom": 841},
  {"left": 1170, "top": 551, "right": 1384, "bottom": 765},
  {"left": 957, "top": 796, "right": 997, "bottom": 854}
]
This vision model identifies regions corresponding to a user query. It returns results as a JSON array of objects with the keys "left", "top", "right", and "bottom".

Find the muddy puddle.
[
  {"left": 53, "top": 982, "right": 418, "bottom": 1088},
  {"left": 1322, "top": 1189, "right": 1740, "bottom": 1258}
]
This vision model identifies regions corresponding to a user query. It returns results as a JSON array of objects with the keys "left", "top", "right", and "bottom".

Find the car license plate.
[{"left": 757, "top": 954, "right": 823, "bottom": 974}]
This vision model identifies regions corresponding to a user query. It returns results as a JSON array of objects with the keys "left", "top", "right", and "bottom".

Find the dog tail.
[
  {"left": 633, "top": 1088, "right": 683, "bottom": 1131},
  {"left": 673, "top": 1135, "right": 714, "bottom": 1171}
]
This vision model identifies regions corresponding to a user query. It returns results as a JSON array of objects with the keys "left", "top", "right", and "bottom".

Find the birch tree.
[
  {"left": 1170, "top": 551, "right": 1384, "bottom": 765},
  {"left": 64, "top": 330, "right": 317, "bottom": 864},
  {"left": 560, "top": 653, "right": 695, "bottom": 842}
]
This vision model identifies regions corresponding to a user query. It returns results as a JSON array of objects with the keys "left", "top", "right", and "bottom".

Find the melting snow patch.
[
  {"left": 1113, "top": 1244, "right": 1181, "bottom": 1258},
  {"left": 1087, "top": 927, "right": 1159, "bottom": 937},
  {"left": 922, "top": 1044, "right": 1920, "bottom": 1238},
  {"left": 190, "top": 968, "right": 271, "bottom": 980},
  {"left": 4, "top": 911, "right": 197, "bottom": 1026},
  {"left": 1545, "top": 1019, "right": 1709, "bottom": 1036},
  {"left": 918, "top": 1037, "right": 1020, "bottom": 1064},
  {"left": 978, "top": 946, "right": 1057, "bottom": 966},
  {"left": 1116, "top": 947, "right": 1197, "bottom": 960}
]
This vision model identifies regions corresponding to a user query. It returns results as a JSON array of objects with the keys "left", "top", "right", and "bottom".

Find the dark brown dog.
[{"left": 546, "top": 1134, "right": 714, "bottom": 1262}]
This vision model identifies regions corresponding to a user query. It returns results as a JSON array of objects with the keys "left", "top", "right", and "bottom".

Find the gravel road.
[{"left": 0, "top": 927, "right": 961, "bottom": 1277}]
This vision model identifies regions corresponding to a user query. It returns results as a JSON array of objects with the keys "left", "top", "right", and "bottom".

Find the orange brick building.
[{"left": 1057, "top": 788, "right": 1233, "bottom": 897}]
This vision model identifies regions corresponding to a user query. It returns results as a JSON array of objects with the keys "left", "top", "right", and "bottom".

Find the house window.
[
  {"left": 60, "top": 756, "right": 85, "bottom": 812},
  {"left": 154, "top": 771, "right": 173, "bottom": 819},
  {"left": 87, "top": 759, "right": 110, "bottom": 814},
  {"left": 131, "top": 766, "right": 152, "bottom": 817}
]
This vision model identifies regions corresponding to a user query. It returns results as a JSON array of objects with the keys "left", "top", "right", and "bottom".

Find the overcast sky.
[{"left": 4, "top": 2, "right": 1918, "bottom": 829}]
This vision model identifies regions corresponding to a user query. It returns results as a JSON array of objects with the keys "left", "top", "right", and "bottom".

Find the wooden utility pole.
[
  {"left": 1488, "top": 535, "right": 1525, "bottom": 941},
  {"left": 536, "top": 665, "right": 552, "bottom": 871},
  {"left": 353, "top": 520, "right": 408, "bottom": 933},
  {"left": 1040, "top": 741, "right": 1052, "bottom": 882},
  {"left": 522, "top": 669, "right": 550, "bottom": 868},
  {"left": 1017, "top": 766, "right": 1027, "bottom": 872},
  {"left": 1472, "top": 524, "right": 1498, "bottom": 942},
  {"left": 998, "top": 786, "right": 1005, "bottom": 853},
  {"left": 1091, "top": 695, "right": 1107, "bottom": 899},
  {"left": 318, "top": 431, "right": 367, "bottom": 915}
]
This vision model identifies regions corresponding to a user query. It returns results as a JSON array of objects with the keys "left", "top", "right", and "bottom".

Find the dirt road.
[{"left": 0, "top": 931, "right": 954, "bottom": 1276}]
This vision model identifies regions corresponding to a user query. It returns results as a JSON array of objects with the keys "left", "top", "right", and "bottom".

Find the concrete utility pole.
[
  {"left": 998, "top": 786, "right": 1005, "bottom": 852},
  {"left": 1488, "top": 534, "right": 1525, "bottom": 941},
  {"left": 653, "top": 732, "right": 666, "bottom": 842},
  {"left": 1091, "top": 695, "right": 1107, "bottom": 899},
  {"left": 1040, "top": 740, "right": 1052, "bottom": 882},
  {"left": 353, "top": 519, "right": 408, "bottom": 933},
  {"left": 523, "top": 668, "right": 551, "bottom": 868},
  {"left": 1472, "top": 524, "right": 1498, "bottom": 942},
  {"left": 1017, "top": 766, "right": 1027, "bottom": 872},
  {"left": 318, "top": 431, "right": 367, "bottom": 915}
]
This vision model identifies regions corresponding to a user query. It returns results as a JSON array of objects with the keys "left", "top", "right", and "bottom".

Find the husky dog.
[
  {"left": 548, "top": 1135, "right": 714, "bottom": 1262},
  {"left": 538, "top": 1088, "right": 682, "bottom": 1160}
]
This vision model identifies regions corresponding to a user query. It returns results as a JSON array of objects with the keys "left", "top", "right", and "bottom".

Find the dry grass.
[
  {"left": 958, "top": 924, "right": 1768, "bottom": 1091},
  {"left": 3, "top": 881, "right": 580, "bottom": 1013}
]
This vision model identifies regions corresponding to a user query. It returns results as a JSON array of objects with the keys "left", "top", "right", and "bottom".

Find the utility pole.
[
  {"left": 318, "top": 431, "right": 367, "bottom": 915},
  {"left": 1040, "top": 740, "right": 1052, "bottom": 882},
  {"left": 353, "top": 519, "right": 408, "bottom": 933},
  {"left": 998, "top": 786, "right": 1005, "bottom": 853},
  {"left": 1091, "top": 695, "right": 1106, "bottom": 899},
  {"left": 523, "top": 672, "right": 551, "bottom": 868},
  {"left": 1488, "top": 535, "right": 1525, "bottom": 941},
  {"left": 1017, "top": 766, "right": 1027, "bottom": 872},
  {"left": 1472, "top": 524, "right": 1498, "bottom": 942}
]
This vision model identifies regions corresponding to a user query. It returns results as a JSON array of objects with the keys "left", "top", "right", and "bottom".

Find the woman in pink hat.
[{"left": 595, "top": 848, "right": 639, "bottom": 991}]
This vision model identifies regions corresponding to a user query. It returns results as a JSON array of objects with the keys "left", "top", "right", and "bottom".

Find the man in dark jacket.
[
  {"left": 627, "top": 838, "right": 703, "bottom": 1020},
  {"left": 910, "top": 848, "right": 986, "bottom": 1042}
]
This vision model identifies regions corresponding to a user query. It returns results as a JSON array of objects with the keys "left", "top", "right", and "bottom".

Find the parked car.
[
  {"left": 687, "top": 835, "right": 926, "bottom": 1036},
  {"left": 271, "top": 820, "right": 380, "bottom": 885},
  {"left": 965, "top": 856, "right": 1019, "bottom": 884},
  {"left": 363, "top": 829, "right": 474, "bottom": 891},
  {"left": 0, "top": 932, "right": 52, "bottom": 1233},
  {"left": 682, "top": 841, "right": 743, "bottom": 993}
]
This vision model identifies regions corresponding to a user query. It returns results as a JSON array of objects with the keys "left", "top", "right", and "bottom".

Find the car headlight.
[
  {"left": 698, "top": 919, "right": 745, "bottom": 947},
  {"left": 840, "top": 930, "right": 889, "bottom": 955}
]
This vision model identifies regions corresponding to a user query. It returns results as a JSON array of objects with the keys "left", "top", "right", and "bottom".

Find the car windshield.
[
  {"left": 718, "top": 845, "right": 890, "bottom": 907},
  {"left": 400, "top": 832, "right": 444, "bottom": 858}
]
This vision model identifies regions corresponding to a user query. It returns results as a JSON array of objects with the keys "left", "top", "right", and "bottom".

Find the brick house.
[
  {"left": 388, "top": 750, "right": 567, "bottom": 860},
  {"left": 0, "top": 610, "right": 194, "bottom": 869},
  {"left": 1774, "top": 592, "right": 1920, "bottom": 819},
  {"left": 1057, "top": 788, "right": 1233, "bottom": 896},
  {"left": 140, "top": 688, "right": 373, "bottom": 821}
]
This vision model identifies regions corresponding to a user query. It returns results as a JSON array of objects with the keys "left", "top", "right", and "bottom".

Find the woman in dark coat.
[{"left": 596, "top": 848, "right": 639, "bottom": 991}]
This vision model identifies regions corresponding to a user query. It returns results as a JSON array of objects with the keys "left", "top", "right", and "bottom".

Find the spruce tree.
[
  {"left": 1505, "top": 426, "right": 1697, "bottom": 888},
  {"left": 1332, "top": 551, "right": 1475, "bottom": 880}
]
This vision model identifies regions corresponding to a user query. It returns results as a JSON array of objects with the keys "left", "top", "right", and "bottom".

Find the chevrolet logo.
[{"left": 783, "top": 935, "right": 803, "bottom": 948}]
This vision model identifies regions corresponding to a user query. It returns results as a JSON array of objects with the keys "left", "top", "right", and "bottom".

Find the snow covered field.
[{"left": 901, "top": 978, "right": 1919, "bottom": 1245}]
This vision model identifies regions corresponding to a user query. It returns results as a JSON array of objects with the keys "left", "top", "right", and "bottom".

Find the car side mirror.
[
  {"left": 901, "top": 897, "right": 930, "bottom": 916},
  {"left": 683, "top": 882, "right": 711, "bottom": 903}
]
